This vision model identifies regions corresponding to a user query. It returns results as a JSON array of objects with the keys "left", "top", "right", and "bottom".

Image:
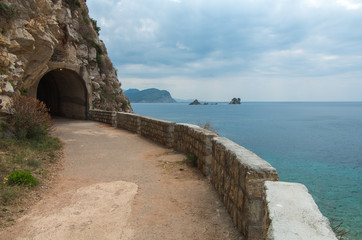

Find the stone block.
[
  {"left": 237, "top": 189, "right": 244, "bottom": 210},
  {"left": 247, "top": 225, "right": 263, "bottom": 240},
  {"left": 247, "top": 198, "right": 263, "bottom": 224},
  {"left": 246, "top": 171, "right": 278, "bottom": 198}
]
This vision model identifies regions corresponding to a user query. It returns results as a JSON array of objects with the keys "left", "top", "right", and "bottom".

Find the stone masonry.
[
  {"left": 174, "top": 123, "right": 218, "bottom": 176},
  {"left": 211, "top": 137, "right": 279, "bottom": 239}
]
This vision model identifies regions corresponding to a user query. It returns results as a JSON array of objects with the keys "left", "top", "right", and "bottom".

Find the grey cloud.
[{"left": 87, "top": 0, "right": 362, "bottom": 100}]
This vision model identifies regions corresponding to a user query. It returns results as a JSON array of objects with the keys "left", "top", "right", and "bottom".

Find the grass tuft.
[
  {"left": 0, "top": 134, "right": 62, "bottom": 226},
  {"left": 330, "top": 219, "right": 350, "bottom": 239},
  {"left": 197, "top": 121, "right": 218, "bottom": 133}
]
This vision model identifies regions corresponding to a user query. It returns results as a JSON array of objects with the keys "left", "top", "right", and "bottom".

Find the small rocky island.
[
  {"left": 189, "top": 99, "right": 218, "bottom": 105},
  {"left": 189, "top": 99, "right": 201, "bottom": 105},
  {"left": 229, "top": 98, "right": 241, "bottom": 104}
]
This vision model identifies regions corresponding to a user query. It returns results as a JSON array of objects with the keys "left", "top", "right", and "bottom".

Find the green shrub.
[
  {"left": 7, "top": 170, "right": 39, "bottom": 187},
  {"left": 81, "top": 8, "right": 89, "bottom": 23},
  {"left": 96, "top": 53, "right": 102, "bottom": 65},
  {"left": 65, "top": 0, "right": 81, "bottom": 9},
  {"left": 121, "top": 99, "right": 128, "bottom": 111},
  {"left": 0, "top": 3, "right": 15, "bottom": 20},
  {"left": 90, "top": 18, "right": 101, "bottom": 35},
  {"left": 9, "top": 96, "right": 52, "bottom": 139},
  {"left": 185, "top": 154, "right": 198, "bottom": 167},
  {"left": 20, "top": 87, "right": 28, "bottom": 96},
  {"left": 89, "top": 40, "right": 103, "bottom": 55}
]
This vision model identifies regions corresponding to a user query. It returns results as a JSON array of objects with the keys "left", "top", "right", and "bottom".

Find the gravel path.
[{"left": 1, "top": 118, "right": 242, "bottom": 240}]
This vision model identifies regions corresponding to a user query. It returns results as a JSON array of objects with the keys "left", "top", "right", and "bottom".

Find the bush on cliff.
[
  {"left": 0, "top": 3, "right": 15, "bottom": 20},
  {"left": 9, "top": 96, "right": 52, "bottom": 139}
]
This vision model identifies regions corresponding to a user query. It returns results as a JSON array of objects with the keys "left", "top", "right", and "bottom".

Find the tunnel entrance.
[{"left": 37, "top": 69, "right": 88, "bottom": 119}]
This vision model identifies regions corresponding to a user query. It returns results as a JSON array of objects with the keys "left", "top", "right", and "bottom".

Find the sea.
[{"left": 132, "top": 102, "right": 362, "bottom": 239}]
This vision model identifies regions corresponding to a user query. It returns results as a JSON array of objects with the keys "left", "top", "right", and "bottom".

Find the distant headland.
[{"left": 125, "top": 88, "right": 176, "bottom": 103}]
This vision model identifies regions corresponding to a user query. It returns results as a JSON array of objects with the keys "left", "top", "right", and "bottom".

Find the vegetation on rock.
[
  {"left": 65, "top": 0, "right": 81, "bottom": 9},
  {"left": 91, "top": 18, "right": 101, "bottom": 35},
  {"left": 0, "top": 3, "right": 15, "bottom": 20}
]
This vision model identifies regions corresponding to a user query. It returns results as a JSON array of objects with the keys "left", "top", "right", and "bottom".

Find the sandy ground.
[{"left": 0, "top": 118, "right": 242, "bottom": 240}]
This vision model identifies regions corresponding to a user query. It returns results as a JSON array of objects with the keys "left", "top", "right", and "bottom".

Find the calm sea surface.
[{"left": 132, "top": 102, "right": 362, "bottom": 239}]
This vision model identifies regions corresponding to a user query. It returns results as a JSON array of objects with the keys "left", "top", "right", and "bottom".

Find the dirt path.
[{"left": 1, "top": 118, "right": 242, "bottom": 240}]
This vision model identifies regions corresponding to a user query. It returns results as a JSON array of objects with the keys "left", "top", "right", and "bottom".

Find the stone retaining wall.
[
  {"left": 116, "top": 112, "right": 140, "bottom": 133},
  {"left": 89, "top": 110, "right": 336, "bottom": 240},
  {"left": 211, "top": 137, "right": 279, "bottom": 239},
  {"left": 89, "top": 110, "right": 113, "bottom": 125},
  {"left": 139, "top": 116, "right": 175, "bottom": 148},
  {"left": 173, "top": 124, "right": 218, "bottom": 176}
]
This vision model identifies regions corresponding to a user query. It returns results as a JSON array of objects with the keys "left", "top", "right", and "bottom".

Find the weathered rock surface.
[{"left": 0, "top": 0, "right": 132, "bottom": 114}]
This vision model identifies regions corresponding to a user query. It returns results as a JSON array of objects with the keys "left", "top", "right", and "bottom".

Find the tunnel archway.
[{"left": 37, "top": 69, "right": 88, "bottom": 119}]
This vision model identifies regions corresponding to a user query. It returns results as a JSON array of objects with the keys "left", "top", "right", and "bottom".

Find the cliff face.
[{"left": 0, "top": 0, "right": 132, "bottom": 119}]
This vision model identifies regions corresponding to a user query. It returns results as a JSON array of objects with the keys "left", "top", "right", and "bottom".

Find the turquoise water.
[{"left": 132, "top": 102, "right": 362, "bottom": 239}]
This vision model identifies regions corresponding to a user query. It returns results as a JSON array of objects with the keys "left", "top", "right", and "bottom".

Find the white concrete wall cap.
[
  {"left": 176, "top": 123, "right": 218, "bottom": 136},
  {"left": 139, "top": 116, "right": 174, "bottom": 125},
  {"left": 213, "top": 137, "right": 276, "bottom": 173},
  {"left": 264, "top": 181, "right": 337, "bottom": 240},
  {"left": 117, "top": 112, "right": 141, "bottom": 117}
]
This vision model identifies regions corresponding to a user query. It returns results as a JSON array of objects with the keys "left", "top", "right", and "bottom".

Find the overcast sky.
[{"left": 87, "top": 0, "right": 362, "bottom": 101}]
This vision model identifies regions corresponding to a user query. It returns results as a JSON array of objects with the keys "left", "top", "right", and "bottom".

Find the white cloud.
[
  {"left": 305, "top": 0, "right": 324, "bottom": 8},
  {"left": 336, "top": 0, "right": 362, "bottom": 10},
  {"left": 99, "top": 17, "right": 114, "bottom": 28},
  {"left": 322, "top": 55, "right": 339, "bottom": 61},
  {"left": 176, "top": 42, "right": 190, "bottom": 51},
  {"left": 137, "top": 18, "right": 158, "bottom": 38},
  {"left": 271, "top": 49, "right": 305, "bottom": 57}
]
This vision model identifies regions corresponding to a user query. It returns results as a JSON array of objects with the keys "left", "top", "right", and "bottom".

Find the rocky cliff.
[{"left": 0, "top": 0, "right": 132, "bottom": 119}]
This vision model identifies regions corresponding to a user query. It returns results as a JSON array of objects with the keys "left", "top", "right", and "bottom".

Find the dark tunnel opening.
[{"left": 37, "top": 69, "right": 88, "bottom": 119}]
